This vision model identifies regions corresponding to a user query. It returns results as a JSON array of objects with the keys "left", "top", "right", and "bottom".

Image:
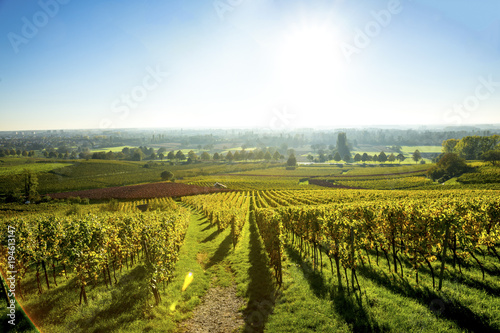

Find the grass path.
[{"left": 173, "top": 203, "right": 278, "bottom": 332}]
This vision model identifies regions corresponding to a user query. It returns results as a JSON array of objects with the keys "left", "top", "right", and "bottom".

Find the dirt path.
[{"left": 179, "top": 285, "right": 246, "bottom": 332}]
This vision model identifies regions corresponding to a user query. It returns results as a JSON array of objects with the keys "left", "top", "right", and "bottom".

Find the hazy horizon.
[{"left": 1, "top": 0, "right": 500, "bottom": 131}]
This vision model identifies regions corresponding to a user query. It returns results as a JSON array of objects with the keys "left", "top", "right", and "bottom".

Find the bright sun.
[{"left": 273, "top": 24, "right": 345, "bottom": 110}]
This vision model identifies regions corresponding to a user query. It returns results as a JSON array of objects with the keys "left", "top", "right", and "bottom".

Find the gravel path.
[{"left": 180, "top": 285, "right": 246, "bottom": 333}]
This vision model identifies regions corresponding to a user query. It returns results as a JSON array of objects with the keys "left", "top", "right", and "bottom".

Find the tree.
[
  {"left": 201, "top": 152, "right": 211, "bottom": 161},
  {"left": 255, "top": 150, "right": 264, "bottom": 160},
  {"left": 233, "top": 151, "right": 241, "bottom": 161},
  {"left": 388, "top": 153, "right": 396, "bottom": 162},
  {"left": 132, "top": 149, "right": 145, "bottom": 161},
  {"left": 343, "top": 154, "right": 351, "bottom": 163},
  {"left": 354, "top": 153, "right": 362, "bottom": 162},
  {"left": 175, "top": 150, "right": 186, "bottom": 161},
  {"left": 159, "top": 153, "right": 164, "bottom": 161},
  {"left": 427, "top": 153, "right": 468, "bottom": 182},
  {"left": 396, "top": 153, "right": 405, "bottom": 163},
  {"left": 412, "top": 150, "right": 422, "bottom": 164},
  {"left": 361, "top": 153, "right": 369, "bottom": 162},
  {"left": 213, "top": 152, "right": 220, "bottom": 161},
  {"left": 287, "top": 153, "right": 297, "bottom": 167},
  {"left": 481, "top": 150, "right": 500, "bottom": 165},
  {"left": 378, "top": 151, "right": 387, "bottom": 163},
  {"left": 336, "top": 132, "right": 350, "bottom": 158},
  {"left": 167, "top": 151, "right": 175, "bottom": 160},
  {"left": 333, "top": 152, "right": 341, "bottom": 162},
  {"left": 226, "top": 151, "right": 234, "bottom": 161},
  {"left": 442, "top": 139, "right": 458, "bottom": 154},
  {"left": 273, "top": 151, "right": 281, "bottom": 161},
  {"left": 307, "top": 154, "right": 314, "bottom": 162},
  {"left": 188, "top": 150, "right": 197, "bottom": 161},
  {"left": 24, "top": 170, "right": 39, "bottom": 202},
  {"left": 22, "top": 150, "right": 28, "bottom": 157},
  {"left": 160, "top": 171, "right": 174, "bottom": 181},
  {"left": 373, "top": 154, "right": 378, "bottom": 162},
  {"left": 454, "top": 135, "right": 500, "bottom": 160},
  {"left": 264, "top": 151, "right": 272, "bottom": 161}
]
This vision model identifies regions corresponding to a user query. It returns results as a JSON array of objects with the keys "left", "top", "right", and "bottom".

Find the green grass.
[
  {"left": 0, "top": 158, "right": 70, "bottom": 176},
  {"left": 227, "top": 209, "right": 276, "bottom": 332},
  {"left": 400, "top": 145, "right": 443, "bottom": 154},
  {"left": 91, "top": 146, "right": 132, "bottom": 153},
  {"left": 265, "top": 239, "right": 500, "bottom": 332}
]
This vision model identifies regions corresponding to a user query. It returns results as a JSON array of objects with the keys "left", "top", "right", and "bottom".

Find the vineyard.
[
  {"left": 47, "top": 182, "right": 230, "bottom": 200},
  {"left": 1, "top": 184, "right": 500, "bottom": 331}
]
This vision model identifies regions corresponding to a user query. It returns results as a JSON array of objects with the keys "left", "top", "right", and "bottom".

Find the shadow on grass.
[
  {"left": 243, "top": 218, "right": 276, "bottom": 333},
  {"left": 201, "top": 230, "right": 219, "bottom": 244},
  {"left": 285, "top": 245, "right": 385, "bottom": 333},
  {"left": 72, "top": 265, "right": 149, "bottom": 333},
  {"left": 205, "top": 233, "right": 232, "bottom": 270},
  {"left": 285, "top": 245, "right": 329, "bottom": 299},
  {"left": 416, "top": 263, "right": 500, "bottom": 296},
  {"left": 200, "top": 222, "right": 213, "bottom": 232},
  {"left": 358, "top": 265, "right": 499, "bottom": 333},
  {"left": 23, "top": 275, "right": 80, "bottom": 327}
]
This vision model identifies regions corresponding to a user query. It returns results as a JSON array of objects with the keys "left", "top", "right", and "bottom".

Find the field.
[
  {"left": 0, "top": 159, "right": 273, "bottom": 196},
  {"left": 0, "top": 159, "right": 71, "bottom": 176},
  {"left": 47, "top": 182, "right": 230, "bottom": 200},
  {"left": 1, "top": 157, "right": 499, "bottom": 333}
]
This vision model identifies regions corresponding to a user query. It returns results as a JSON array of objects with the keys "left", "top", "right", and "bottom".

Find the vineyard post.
[
  {"left": 438, "top": 223, "right": 450, "bottom": 291},
  {"left": 350, "top": 226, "right": 354, "bottom": 291}
]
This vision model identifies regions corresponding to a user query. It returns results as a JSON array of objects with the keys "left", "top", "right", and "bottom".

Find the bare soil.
[{"left": 179, "top": 285, "right": 246, "bottom": 333}]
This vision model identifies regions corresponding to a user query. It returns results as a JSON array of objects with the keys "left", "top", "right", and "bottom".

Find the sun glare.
[{"left": 274, "top": 24, "right": 345, "bottom": 107}]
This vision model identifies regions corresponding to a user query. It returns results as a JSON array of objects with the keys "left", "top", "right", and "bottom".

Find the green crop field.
[
  {"left": 400, "top": 145, "right": 443, "bottom": 154},
  {"left": 0, "top": 159, "right": 71, "bottom": 176},
  {"left": 90, "top": 146, "right": 133, "bottom": 153}
]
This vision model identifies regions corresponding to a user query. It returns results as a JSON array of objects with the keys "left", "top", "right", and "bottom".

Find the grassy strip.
[
  {"left": 227, "top": 210, "right": 276, "bottom": 332},
  {"left": 265, "top": 240, "right": 500, "bottom": 332}
]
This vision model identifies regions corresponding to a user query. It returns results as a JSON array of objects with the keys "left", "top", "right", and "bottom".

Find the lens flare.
[
  {"left": 169, "top": 301, "right": 178, "bottom": 312},
  {"left": 182, "top": 272, "right": 193, "bottom": 291}
]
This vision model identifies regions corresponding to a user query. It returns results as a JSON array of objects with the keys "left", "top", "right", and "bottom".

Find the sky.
[{"left": 0, "top": 0, "right": 499, "bottom": 131}]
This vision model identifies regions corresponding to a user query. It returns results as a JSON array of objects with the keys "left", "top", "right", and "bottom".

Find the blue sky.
[{"left": 0, "top": 0, "right": 499, "bottom": 131}]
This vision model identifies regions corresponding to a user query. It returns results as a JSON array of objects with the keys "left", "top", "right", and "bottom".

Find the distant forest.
[{"left": 1, "top": 126, "right": 500, "bottom": 158}]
